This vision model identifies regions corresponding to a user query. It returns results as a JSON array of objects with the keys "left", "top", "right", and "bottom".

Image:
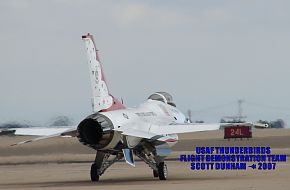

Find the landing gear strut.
[
  {"left": 135, "top": 148, "right": 168, "bottom": 180},
  {"left": 153, "top": 170, "right": 159, "bottom": 178},
  {"left": 90, "top": 151, "right": 122, "bottom": 182}
]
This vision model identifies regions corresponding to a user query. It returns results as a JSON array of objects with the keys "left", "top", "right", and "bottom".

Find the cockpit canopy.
[{"left": 148, "top": 92, "right": 176, "bottom": 107}]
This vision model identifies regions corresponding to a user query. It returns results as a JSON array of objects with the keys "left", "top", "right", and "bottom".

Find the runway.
[
  {"left": 0, "top": 128, "right": 290, "bottom": 189},
  {"left": 0, "top": 161, "right": 289, "bottom": 190}
]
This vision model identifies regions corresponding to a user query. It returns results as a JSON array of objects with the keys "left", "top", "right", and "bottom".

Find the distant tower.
[
  {"left": 237, "top": 99, "right": 245, "bottom": 121},
  {"left": 187, "top": 109, "right": 192, "bottom": 123},
  {"left": 223, "top": 99, "right": 246, "bottom": 122}
]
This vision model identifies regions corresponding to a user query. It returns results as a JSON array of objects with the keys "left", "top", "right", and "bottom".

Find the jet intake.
[{"left": 77, "top": 114, "right": 115, "bottom": 150}]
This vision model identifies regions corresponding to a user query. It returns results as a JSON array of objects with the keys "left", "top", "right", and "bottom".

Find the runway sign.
[{"left": 224, "top": 125, "right": 252, "bottom": 139}]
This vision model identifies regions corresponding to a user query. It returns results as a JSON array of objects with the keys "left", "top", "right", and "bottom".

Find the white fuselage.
[{"left": 100, "top": 99, "right": 186, "bottom": 149}]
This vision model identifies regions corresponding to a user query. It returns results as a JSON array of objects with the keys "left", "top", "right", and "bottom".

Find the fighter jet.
[{"left": 11, "top": 34, "right": 237, "bottom": 181}]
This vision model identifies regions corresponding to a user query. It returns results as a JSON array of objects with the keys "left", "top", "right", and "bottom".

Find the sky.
[{"left": 0, "top": 0, "right": 290, "bottom": 126}]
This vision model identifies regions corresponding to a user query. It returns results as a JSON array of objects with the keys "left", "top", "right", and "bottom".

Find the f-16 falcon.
[{"left": 11, "top": 34, "right": 259, "bottom": 181}]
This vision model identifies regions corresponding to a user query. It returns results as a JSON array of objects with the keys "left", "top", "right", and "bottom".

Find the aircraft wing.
[
  {"left": 10, "top": 127, "right": 77, "bottom": 146},
  {"left": 115, "top": 128, "right": 159, "bottom": 140},
  {"left": 10, "top": 127, "right": 76, "bottom": 136},
  {"left": 149, "top": 123, "right": 221, "bottom": 135},
  {"left": 115, "top": 123, "right": 221, "bottom": 142},
  {"left": 117, "top": 122, "right": 267, "bottom": 141}
]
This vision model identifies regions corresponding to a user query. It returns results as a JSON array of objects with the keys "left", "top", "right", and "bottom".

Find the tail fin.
[{"left": 82, "top": 33, "right": 124, "bottom": 112}]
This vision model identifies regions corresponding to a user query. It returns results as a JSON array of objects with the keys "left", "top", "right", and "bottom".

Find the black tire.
[
  {"left": 153, "top": 170, "right": 159, "bottom": 178},
  {"left": 90, "top": 163, "right": 100, "bottom": 182},
  {"left": 157, "top": 162, "right": 168, "bottom": 180}
]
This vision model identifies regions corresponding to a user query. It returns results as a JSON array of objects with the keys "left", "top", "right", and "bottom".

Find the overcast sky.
[{"left": 1, "top": 0, "right": 290, "bottom": 126}]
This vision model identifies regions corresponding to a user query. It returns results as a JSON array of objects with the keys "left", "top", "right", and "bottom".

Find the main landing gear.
[
  {"left": 90, "top": 149, "right": 168, "bottom": 181},
  {"left": 90, "top": 151, "right": 122, "bottom": 182},
  {"left": 90, "top": 163, "right": 100, "bottom": 181},
  {"left": 153, "top": 169, "right": 159, "bottom": 178},
  {"left": 135, "top": 149, "right": 168, "bottom": 180},
  {"left": 153, "top": 162, "right": 168, "bottom": 180},
  {"left": 157, "top": 162, "right": 168, "bottom": 180}
]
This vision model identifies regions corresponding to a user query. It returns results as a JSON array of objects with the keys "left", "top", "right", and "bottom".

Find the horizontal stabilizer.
[{"left": 10, "top": 128, "right": 77, "bottom": 146}]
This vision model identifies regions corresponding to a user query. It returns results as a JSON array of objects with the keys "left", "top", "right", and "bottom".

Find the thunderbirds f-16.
[{"left": 8, "top": 34, "right": 266, "bottom": 181}]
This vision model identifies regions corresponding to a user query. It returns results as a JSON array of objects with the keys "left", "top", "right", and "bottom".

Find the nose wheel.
[{"left": 157, "top": 162, "right": 168, "bottom": 180}]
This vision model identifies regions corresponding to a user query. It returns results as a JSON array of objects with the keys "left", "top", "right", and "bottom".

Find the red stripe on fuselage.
[{"left": 164, "top": 138, "right": 178, "bottom": 143}]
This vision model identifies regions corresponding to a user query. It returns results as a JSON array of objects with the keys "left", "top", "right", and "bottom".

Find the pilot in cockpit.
[{"left": 148, "top": 92, "right": 176, "bottom": 107}]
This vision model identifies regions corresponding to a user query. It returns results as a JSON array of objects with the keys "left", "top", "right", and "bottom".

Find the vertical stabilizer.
[{"left": 82, "top": 33, "right": 124, "bottom": 112}]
